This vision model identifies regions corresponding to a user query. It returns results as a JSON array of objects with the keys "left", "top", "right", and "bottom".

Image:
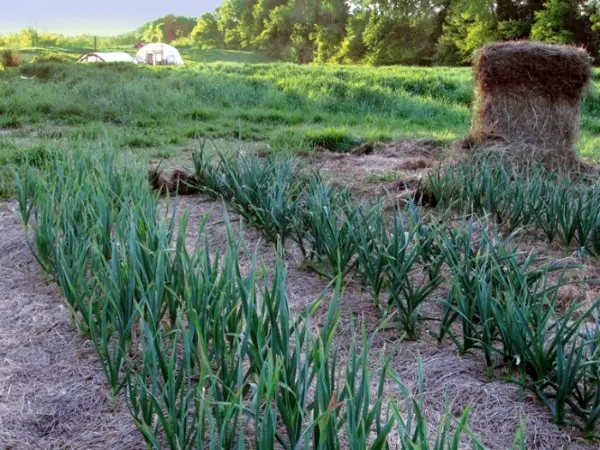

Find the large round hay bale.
[{"left": 469, "top": 41, "right": 592, "bottom": 167}]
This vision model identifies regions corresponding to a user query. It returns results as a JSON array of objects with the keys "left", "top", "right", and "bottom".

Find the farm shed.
[
  {"left": 134, "top": 43, "right": 184, "bottom": 66},
  {"left": 77, "top": 52, "right": 134, "bottom": 63}
]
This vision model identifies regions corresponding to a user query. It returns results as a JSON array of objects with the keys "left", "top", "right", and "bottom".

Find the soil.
[{"left": 305, "top": 139, "right": 446, "bottom": 205}]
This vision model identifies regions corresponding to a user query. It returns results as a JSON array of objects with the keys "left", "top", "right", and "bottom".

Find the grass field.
[
  {"left": 1, "top": 50, "right": 600, "bottom": 183},
  {"left": 0, "top": 53, "right": 597, "bottom": 145},
  {"left": 3, "top": 51, "right": 600, "bottom": 449}
]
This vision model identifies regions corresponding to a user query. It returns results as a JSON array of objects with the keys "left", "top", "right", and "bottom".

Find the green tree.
[
  {"left": 290, "top": 22, "right": 315, "bottom": 63},
  {"left": 287, "top": 0, "right": 321, "bottom": 63},
  {"left": 531, "top": 0, "right": 574, "bottom": 43},
  {"left": 252, "top": 0, "right": 294, "bottom": 58},
  {"left": 362, "top": 0, "right": 439, "bottom": 66},
  {"left": 142, "top": 23, "right": 164, "bottom": 42},
  {"left": 161, "top": 15, "right": 196, "bottom": 43},
  {"left": 312, "top": 0, "right": 349, "bottom": 63},
  {"left": 19, "top": 27, "right": 39, "bottom": 47},
  {"left": 436, "top": 0, "right": 498, "bottom": 64},
  {"left": 216, "top": 0, "right": 261, "bottom": 49},
  {"left": 336, "top": 11, "right": 370, "bottom": 63},
  {"left": 192, "top": 13, "right": 224, "bottom": 48}
]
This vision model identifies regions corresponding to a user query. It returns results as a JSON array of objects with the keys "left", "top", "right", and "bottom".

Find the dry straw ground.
[{"left": 0, "top": 202, "right": 143, "bottom": 449}]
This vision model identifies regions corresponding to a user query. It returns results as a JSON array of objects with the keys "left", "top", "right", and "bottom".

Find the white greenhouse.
[
  {"left": 134, "top": 43, "right": 184, "bottom": 66},
  {"left": 77, "top": 52, "right": 134, "bottom": 63}
]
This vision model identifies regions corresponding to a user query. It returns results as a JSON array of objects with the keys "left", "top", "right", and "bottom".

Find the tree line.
[
  {"left": 0, "top": 15, "right": 196, "bottom": 51},
  {"left": 191, "top": 0, "right": 600, "bottom": 65},
  {"left": 3, "top": 3, "right": 600, "bottom": 66}
]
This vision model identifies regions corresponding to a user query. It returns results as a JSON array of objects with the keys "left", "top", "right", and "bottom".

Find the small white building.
[
  {"left": 134, "top": 43, "right": 184, "bottom": 66},
  {"left": 77, "top": 52, "right": 134, "bottom": 63}
]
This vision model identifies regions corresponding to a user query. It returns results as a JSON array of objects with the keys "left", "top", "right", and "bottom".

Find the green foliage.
[
  {"left": 30, "top": 50, "right": 77, "bottom": 64},
  {"left": 136, "top": 14, "right": 197, "bottom": 44},
  {"left": 311, "top": 0, "right": 348, "bottom": 63},
  {"left": 531, "top": 0, "right": 574, "bottom": 43},
  {"left": 362, "top": 3, "right": 437, "bottom": 66},
  {"left": 191, "top": 13, "right": 223, "bottom": 49},
  {"left": 436, "top": 0, "right": 498, "bottom": 65},
  {"left": 181, "top": 0, "right": 600, "bottom": 66},
  {"left": 19, "top": 61, "right": 65, "bottom": 80},
  {"left": 336, "top": 12, "right": 369, "bottom": 63},
  {"left": 191, "top": 149, "right": 600, "bottom": 436},
  {"left": 0, "top": 61, "right": 474, "bottom": 163},
  {"left": 193, "top": 149, "right": 305, "bottom": 246}
]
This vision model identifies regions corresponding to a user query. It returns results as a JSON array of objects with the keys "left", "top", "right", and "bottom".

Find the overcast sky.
[{"left": 0, "top": 0, "right": 222, "bottom": 35}]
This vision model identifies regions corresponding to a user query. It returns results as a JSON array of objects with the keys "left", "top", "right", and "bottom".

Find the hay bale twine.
[{"left": 469, "top": 41, "right": 592, "bottom": 168}]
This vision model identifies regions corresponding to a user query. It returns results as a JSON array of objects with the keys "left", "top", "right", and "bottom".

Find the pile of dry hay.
[
  {"left": 148, "top": 163, "right": 199, "bottom": 195},
  {"left": 466, "top": 41, "right": 592, "bottom": 168}
]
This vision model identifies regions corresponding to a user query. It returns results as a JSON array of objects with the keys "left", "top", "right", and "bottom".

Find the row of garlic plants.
[
  {"left": 424, "top": 155, "right": 600, "bottom": 255},
  {"left": 15, "top": 146, "right": 486, "bottom": 449},
  {"left": 192, "top": 149, "right": 600, "bottom": 439}
]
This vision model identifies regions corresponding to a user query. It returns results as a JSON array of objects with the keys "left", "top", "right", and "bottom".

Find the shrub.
[
  {"left": 2, "top": 50, "right": 20, "bottom": 67},
  {"left": 20, "top": 62, "right": 64, "bottom": 81},
  {"left": 30, "top": 51, "right": 76, "bottom": 64}
]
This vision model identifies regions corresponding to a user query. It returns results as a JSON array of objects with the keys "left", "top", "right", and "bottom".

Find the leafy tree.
[
  {"left": 363, "top": 0, "right": 439, "bottom": 66},
  {"left": 216, "top": 0, "right": 260, "bottom": 49},
  {"left": 436, "top": 0, "right": 498, "bottom": 64},
  {"left": 531, "top": 0, "right": 574, "bottom": 43},
  {"left": 252, "top": 0, "right": 294, "bottom": 58},
  {"left": 162, "top": 15, "right": 196, "bottom": 43},
  {"left": 192, "top": 13, "right": 224, "bottom": 48},
  {"left": 19, "top": 27, "right": 40, "bottom": 47},
  {"left": 312, "top": 0, "right": 348, "bottom": 62},
  {"left": 290, "top": 22, "right": 315, "bottom": 63},
  {"left": 142, "top": 23, "right": 164, "bottom": 43},
  {"left": 336, "top": 11, "right": 369, "bottom": 63},
  {"left": 286, "top": 0, "right": 321, "bottom": 62}
]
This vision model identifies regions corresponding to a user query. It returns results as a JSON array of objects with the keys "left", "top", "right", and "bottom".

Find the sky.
[{"left": 0, "top": 0, "right": 222, "bottom": 36}]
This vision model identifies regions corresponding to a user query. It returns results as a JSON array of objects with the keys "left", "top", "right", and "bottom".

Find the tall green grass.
[
  {"left": 3, "top": 61, "right": 600, "bottom": 154},
  {"left": 0, "top": 61, "right": 468, "bottom": 153}
]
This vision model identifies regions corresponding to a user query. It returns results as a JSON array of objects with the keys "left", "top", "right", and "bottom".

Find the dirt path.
[{"left": 0, "top": 202, "right": 143, "bottom": 450}]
